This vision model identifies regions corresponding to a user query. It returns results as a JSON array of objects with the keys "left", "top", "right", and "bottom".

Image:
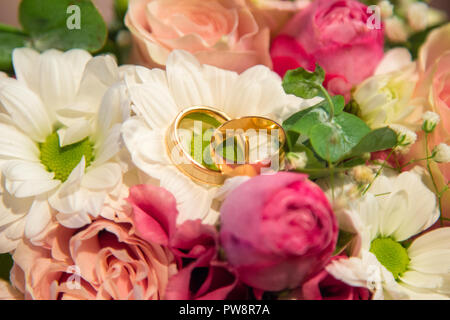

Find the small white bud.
[
  {"left": 351, "top": 166, "right": 375, "bottom": 184},
  {"left": 433, "top": 143, "right": 450, "bottom": 163},
  {"left": 379, "top": 0, "right": 394, "bottom": 19},
  {"left": 385, "top": 17, "right": 409, "bottom": 43},
  {"left": 390, "top": 124, "right": 417, "bottom": 154},
  {"left": 422, "top": 111, "right": 440, "bottom": 133},
  {"left": 408, "top": 2, "right": 429, "bottom": 32},
  {"left": 287, "top": 152, "right": 308, "bottom": 170}
]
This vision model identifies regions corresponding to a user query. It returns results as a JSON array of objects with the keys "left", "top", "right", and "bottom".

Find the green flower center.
[
  {"left": 370, "top": 238, "right": 410, "bottom": 280},
  {"left": 39, "top": 132, "right": 94, "bottom": 182}
]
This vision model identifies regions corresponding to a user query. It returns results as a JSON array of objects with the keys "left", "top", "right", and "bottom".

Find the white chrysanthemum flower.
[
  {"left": 122, "top": 50, "right": 314, "bottom": 225},
  {"left": 385, "top": 17, "right": 409, "bottom": 43},
  {"left": 0, "top": 48, "right": 130, "bottom": 252},
  {"left": 408, "top": 2, "right": 428, "bottom": 32},
  {"left": 434, "top": 143, "right": 450, "bottom": 163},
  {"left": 379, "top": 0, "right": 394, "bottom": 19},
  {"left": 327, "top": 171, "right": 450, "bottom": 300}
]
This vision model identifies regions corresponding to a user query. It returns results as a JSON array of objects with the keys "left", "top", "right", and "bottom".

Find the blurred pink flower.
[
  {"left": 402, "top": 24, "right": 450, "bottom": 218},
  {"left": 220, "top": 172, "right": 338, "bottom": 292},
  {"left": 271, "top": 0, "right": 384, "bottom": 101},
  {"left": 125, "top": 0, "right": 272, "bottom": 73}
]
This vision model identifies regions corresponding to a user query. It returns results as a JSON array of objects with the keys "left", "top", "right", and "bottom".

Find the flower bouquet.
[{"left": 0, "top": 0, "right": 449, "bottom": 301}]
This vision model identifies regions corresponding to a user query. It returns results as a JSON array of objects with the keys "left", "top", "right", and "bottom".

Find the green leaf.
[
  {"left": 19, "top": 0, "right": 107, "bottom": 52},
  {"left": 0, "top": 253, "right": 13, "bottom": 281},
  {"left": 345, "top": 127, "right": 397, "bottom": 159},
  {"left": 0, "top": 31, "right": 29, "bottom": 71},
  {"left": 282, "top": 65, "right": 325, "bottom": 99},
  {"left": 310, "top": 113, "right": 371, "bottom": 162},
  {"left": 282, "top": 96, "right": 345, "bottom": 151}
]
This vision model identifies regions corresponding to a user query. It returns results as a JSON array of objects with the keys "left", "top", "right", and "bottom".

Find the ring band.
[{"left": 166, "top": 107, "right": 286, "bottom": 185}]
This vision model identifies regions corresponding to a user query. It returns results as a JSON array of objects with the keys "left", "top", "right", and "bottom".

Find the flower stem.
[
  {"left": 318, "top": 85, "right": 335, "bottom": 121},
  {"left": 363, "top": 147, "right": 397, "bottom": 195}
]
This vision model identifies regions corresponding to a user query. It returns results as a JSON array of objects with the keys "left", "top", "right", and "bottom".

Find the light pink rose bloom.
[
  {"left": 126, "top": 0, "right": 272, "bottom": 73},
  {"left": 271, "top": 0, "right": 384, "bottom": 101},
  {"left": 9, "top": 205, "right": 176, "bottom": 299},
  {"left": 220, "top": 172, "right": 338, "bottom": 292},
  {"left": 128, "top": 184, "right": 246, "bottom": 300},
  {"left": 402, "top": 24, "right": 450, "bottom": 218}
]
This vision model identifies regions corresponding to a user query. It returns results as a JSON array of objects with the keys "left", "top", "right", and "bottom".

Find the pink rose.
[
  {"left": 9, "top": 218, "right": 176, "bottom": 300},
  {"left": 300, "top": 257, "right": 370, "bottom": 300},
  {"left": 220, "top": 172, "right": 338, "bottom": 292},
  {"left": 270, "top": 0, "right": 384, "bottom": 101},
  {"left": 128, "top": 184, "right": 245, "bottom": 300},
  {"left": 125, "top": 0, "right": 272, "bottom": 73},
  {"left": 401, "top": 24, "right": 450, "bottom": 218}
]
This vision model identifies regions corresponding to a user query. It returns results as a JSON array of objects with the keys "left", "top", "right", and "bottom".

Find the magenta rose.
[
  {"left": 270, "top": 0, "right": 384, "bottom": 101},
  {"left": 300, "top": 257, "right": 371, "bottom": 300},
  {"left": 220, "top": 172, "right": 338, "bottom": 292}
]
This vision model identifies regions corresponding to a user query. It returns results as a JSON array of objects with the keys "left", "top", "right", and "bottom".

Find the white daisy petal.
[
  {"left": 4, "top": 218, "right": 25, "bottom": 242},
  {"left": 0, "top": 123, "right": 40, "bottom": 161},
  {"left": 122, "top": 117, "right": 169, "bottom": 175},
  {"left": 92, "top": 124, "right": 122, "bottom": 167},
  {"left": 63, "top": 49, "right": 92, "bottom": 86},
  {"left": 408, "top": 228, "right": 450, "bottom": 257},
  {"left": 12, "top": 48, "right": 40, "bottom": 93},
  {"left": 379, "top": 190, "right": 408, "bottom": 238},
  {"left": 202, "top": 64, "right": 238, "bottom": 109},
  {"left": 399, "top": 271, "right": 444, "bottom": 290},
  {"left": 129, "top": 83, "right": 179, "bottom": 129},
  {"left": 56, "top": 211, "right": 92, "bottom": 229},
  {"left": 166, "top": 50, "right": 213, "bottom": 108},
  {"left": 39, "top": 49, "right": 78, "bottom": 112},
  {"left": 24, "top": 198, "right": 52, "bottom": 239},
  {"left": 0, "top": 81, "right": 52, "bottom": 142},
  {"left": 82, "top": 163, "right": 122, "bottom": 190},
  {"left": 158, "top": 167, "right": 218, "bottom": 225},
  {"left": 2, "top": 160, "right": 60, "bottom": 197},
  {"left": 408, "top": 249, "right": 450, "bottom": 274},
  {"left": 57, "top": 120, "right": 91, "bottom": 147}
]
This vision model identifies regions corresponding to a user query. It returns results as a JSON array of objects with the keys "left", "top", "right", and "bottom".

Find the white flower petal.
[
  {"left": 409, "top": 249, "right": 450, "bottom": 274},
  {"left": 56, "top": 211, "right": 92, "bottom": 229},
  {"left": 202, "top": 64, "right": 238, "bottom": 109},
  {"left": 122, "top": 117, "right": 169, "bottom": 177},
  {"left": 24, "top": 198, "right": 52, "bottom": 239},
  {"left": 400, "top": 271, "right": 444, "bottom": 290},
  {"left": 39, "top": 49, "right": 78, "bottom": 112},
  {"left": 379, "top": 190, "right": 408, "bottom": 238},
  {"left": 166, "top": 50, "right": 213, "bottom": 108},
  {"left": 92, "top": 124, "right": 122, "bottom": 167},
  {"left": 2, "top": 161, "right": 60, "bottom": 197},
  {"left": 158, "top": 167, "right": 218, "bottom": 225},
  {"left": 82, "top": 163, "right": 122, "bottom": 190},
  {"left": 128, "top": 83, "right": 179, "bottom": 129},
  {"left": 0, "top": 81, "right": 52, "bottom": 142},
  {"left": 0, "top": 122, "right": 40, "bottom": 161},
  {"left": 375, "top": 48, "right": 413, "bottom": 75},
  {"left": 408, "top": 227, "right": 450, "bottom": 257},
  {"left": 57, "top": 120, "right": 91, "bottom": 147},
  {"left": 12, "top": 48, "right": 40, "bottom": 93}
]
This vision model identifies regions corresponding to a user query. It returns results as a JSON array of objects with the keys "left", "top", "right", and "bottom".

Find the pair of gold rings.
[{"left": 165, "top": 106, "right": 286, "bottom": 185}]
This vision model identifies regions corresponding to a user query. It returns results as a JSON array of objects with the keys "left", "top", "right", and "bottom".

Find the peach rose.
[
  {"left": 402, "top": 24, "right": 450, "bottom": 218},
  {"left": 125, "top": 0, "right": 272, "bottom": 73},
  {"left": 9, "top": 216, "right": 176, "bottom": 300}
]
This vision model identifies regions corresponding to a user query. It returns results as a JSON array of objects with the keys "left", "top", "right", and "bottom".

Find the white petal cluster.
[{"left": 434, "top": 143, "right": 450, "bottom": 163}]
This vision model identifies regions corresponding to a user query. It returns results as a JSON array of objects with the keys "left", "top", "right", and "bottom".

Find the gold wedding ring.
[{"left": 165, "top": 107, "right": 286, "bottom": 185}]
